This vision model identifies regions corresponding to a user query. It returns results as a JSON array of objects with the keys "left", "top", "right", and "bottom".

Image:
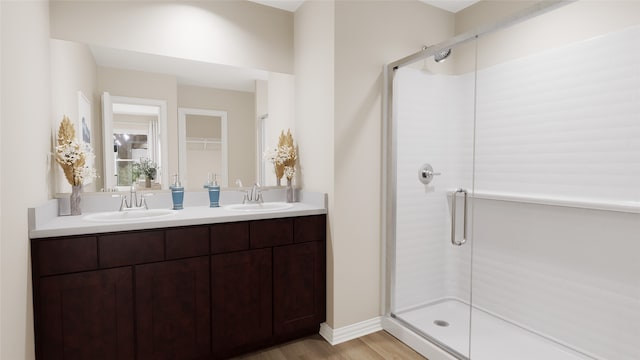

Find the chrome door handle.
[{"left": 451, "top": 188, "right": 468, "bottom": 246}]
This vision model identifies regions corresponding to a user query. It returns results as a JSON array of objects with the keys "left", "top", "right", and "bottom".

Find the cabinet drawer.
[
  {"left": 99, "top": 231, "right": 164, "bottom": 267},
  {"left": 250, "top": 218, "right": 293, "bottom": 248},
  {"left": 36, "top": 236, "right": 98, "bottom": 276},
  {"left": 211, "top": 222, "right": 249, "bottom": 254},
  {"left": 166, "top": 226, "right": 209, "bottom": 260},
  {"left": 294, "top": 215, "right": 326, "bottom": 243}
]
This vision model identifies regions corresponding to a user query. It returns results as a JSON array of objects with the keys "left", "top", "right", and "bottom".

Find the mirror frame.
[
  {"left": 178, "top": 107, "right": 229, "bottom": 189},
  {"left": 102, "top": 92, "right": 169, "bottom": 190}
]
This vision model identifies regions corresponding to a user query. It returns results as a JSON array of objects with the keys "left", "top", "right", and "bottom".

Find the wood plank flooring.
[{"left": 232, "top": 331, "right": 427, "bottom": 359}]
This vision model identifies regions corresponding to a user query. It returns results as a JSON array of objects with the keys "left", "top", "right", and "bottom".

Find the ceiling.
[
  {"left": 419, "top": 0, "right": 480, "bottom": 13},
  {"left": 248, "top": 0, "right": 480, "bottom": 13}
]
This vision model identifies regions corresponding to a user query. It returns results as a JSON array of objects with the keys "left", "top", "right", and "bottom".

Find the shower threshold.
[{"left": 393, "top": 299, "right": 596, "bottom": 360}]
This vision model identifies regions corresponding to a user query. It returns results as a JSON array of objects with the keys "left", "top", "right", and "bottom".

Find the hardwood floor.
[{"left": 232, "top": 331, "right": 427, "bottom": 359}]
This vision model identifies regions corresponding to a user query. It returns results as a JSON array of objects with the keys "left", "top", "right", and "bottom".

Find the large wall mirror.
[{"left": 50, "top": 38, "right": 294, "bottom": 193}]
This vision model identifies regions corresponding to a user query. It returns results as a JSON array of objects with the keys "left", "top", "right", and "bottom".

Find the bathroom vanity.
[{"left": 29, "top": 199, "right": 326, "bottom": 360}]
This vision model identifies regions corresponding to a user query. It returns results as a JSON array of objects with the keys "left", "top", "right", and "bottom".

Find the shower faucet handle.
[
  {"left": 418, "top": 163, "right": 441, "bottom": 185},
  {"left": 422, "top": 169, "right": 441, "bottom": 177}
]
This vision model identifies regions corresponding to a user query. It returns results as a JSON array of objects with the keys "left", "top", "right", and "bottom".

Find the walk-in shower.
[{"left": 382, "top": 2, "right": 640, "bottom": 360}]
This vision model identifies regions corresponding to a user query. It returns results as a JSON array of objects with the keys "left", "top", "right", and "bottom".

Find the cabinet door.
[
  {"left": 211, "top": 248, "right": 272, "bottom": 358},
  {"left": 273, "top": 241, "right": 326, "bottom": 337},
  {"left": 136, "top": 257, "right": 211, "bottom": 360},
  {"left": 38, "top": 267, "right": 134, "bottom": 360}
]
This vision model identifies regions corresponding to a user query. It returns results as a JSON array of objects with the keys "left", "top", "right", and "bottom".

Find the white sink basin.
[
  {"left": 83, "top": 209, "right": 176, "bottom": 222},
  {"left": 225, "top": 202, "right": 293, "bottom": 212}
]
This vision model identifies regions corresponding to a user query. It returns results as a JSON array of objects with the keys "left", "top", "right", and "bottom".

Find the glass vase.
[
  {"left": 286, "top": 179, "right": 294, "bottom": 203},
  {"left": 70, "top": 184, "right": 83, "bottom": 216}
]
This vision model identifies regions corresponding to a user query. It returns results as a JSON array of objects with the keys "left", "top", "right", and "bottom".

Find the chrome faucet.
[
  {"left": 119, "top": 185, "right": 149, "bottom": 211},
  {"left": 243, "top": 183, "right": 263, "bottom": 204}
]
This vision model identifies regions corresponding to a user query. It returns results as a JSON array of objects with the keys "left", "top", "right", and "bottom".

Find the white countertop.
[{"left": 29, "top": 190, "right": 327, "bottom": 239}]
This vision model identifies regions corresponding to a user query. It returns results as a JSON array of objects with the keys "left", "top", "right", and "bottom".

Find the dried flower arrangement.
[
  {"left": 55, "top": 115, "right": 96, "bottom": 186},
  {"left": 264, "top": 129, "right": 297, "bottom": 184}
]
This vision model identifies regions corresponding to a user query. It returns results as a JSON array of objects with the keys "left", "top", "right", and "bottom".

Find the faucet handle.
[{"left": 115, "top": 194, "right": 127, "bottom": 211}]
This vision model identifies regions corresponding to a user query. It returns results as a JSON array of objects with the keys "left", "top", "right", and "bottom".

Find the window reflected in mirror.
[{"left": 103, "top": 93, "right": 168, "bottom": 191}]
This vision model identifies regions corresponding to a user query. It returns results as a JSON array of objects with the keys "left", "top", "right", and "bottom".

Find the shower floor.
[{"left": 394, "top": 299, "right": 591, "bottom": 360}]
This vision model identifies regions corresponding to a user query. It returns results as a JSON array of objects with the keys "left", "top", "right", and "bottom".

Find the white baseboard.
[{"left": 319, "top": 317, "right": 383, "bottom": 345}]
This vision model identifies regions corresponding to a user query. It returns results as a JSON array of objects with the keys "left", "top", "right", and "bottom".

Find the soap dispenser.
[
  {"left": 169, "top": 174, "right": 184, "bottom": 210},
  {"left": 204, "top": 173, "right": 220, "bottom": 208}
]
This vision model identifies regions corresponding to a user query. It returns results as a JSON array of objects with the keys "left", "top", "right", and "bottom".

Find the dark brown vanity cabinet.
[
  {"left": 211, "top": 249, "right": 272, "bottom": 359},
  {"left": 31, "top": 214, "right": 326, "bottom": 360},
  {"left": 136, "top": 257, "right": 211, "bottom": 360},
  {"left": 38, "top": 267, "right": 135, "bottom": 360}
]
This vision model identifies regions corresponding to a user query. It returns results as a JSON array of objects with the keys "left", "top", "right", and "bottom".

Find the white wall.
[
  {"left": 0, "top": 2, "right": 51, "bottom": 359},
  {"left": 472, "top": 200, "right": 639, "bottom": 360},
  {"left": 50, "top": 1, "right": 293, "bottom": 74},
  {"left": 474, "top": 24, "right": 640, "bottom": 202},
  {"left": 393, "top": 68, "right": 475, "bottom": 311}
]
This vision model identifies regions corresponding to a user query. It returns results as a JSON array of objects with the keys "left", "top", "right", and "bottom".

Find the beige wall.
[
  {"left": 294, "top": 0, "right": 454, "bottom": 329},
  {"left": 184, "top": 115, "right": 222, "bottom": 190},
  {"left": 263, "top": 72, "right": 296, "bottom": 186},
  {"left": 50, "top": 1, "right": 293, "bottom": 74},
  {"left": 294, "top": 0, "right": 336, "bottom": 325},
  {"left": 332, "top": 0, "right": 454, "bottom": 330},
  {"left": 255, "top": 80, "right": 268, "bottom": 183},
  {"left": 1, "top": 1, "right": 51, "bottom": 359},
  {"left": 178, "top": 85, "right": 255, "bottom": 187},
  {"left": 50, "top": 39, "right": 100, "bottom": 192}
]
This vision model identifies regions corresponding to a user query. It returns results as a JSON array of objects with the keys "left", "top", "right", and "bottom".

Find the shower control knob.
[{"left": 418, "top": 163, "right": 441, "bottom": 185}]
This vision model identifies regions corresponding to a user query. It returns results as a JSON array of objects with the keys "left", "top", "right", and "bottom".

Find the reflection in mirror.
[
  {"left": 178, "top": 108, "right": 228, "bottom": 190},
  {"left": 50, "top": 38, "right": 294, "bottom": 192},
  {"left": 102, "top": 93, "right": 168, "bottom": 190}
]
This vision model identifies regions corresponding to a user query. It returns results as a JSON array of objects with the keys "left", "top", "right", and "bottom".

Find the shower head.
[
  {"left": 434, "top": 48, "right": 451, "bottom": 63},
  {"left": 423, "top": 45, "right": 452, "bottom": 63}
]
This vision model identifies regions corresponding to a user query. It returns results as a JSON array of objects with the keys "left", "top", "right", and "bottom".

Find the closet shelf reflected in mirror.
[{"left": 186, "top": 137, "right": 222, "bottom": 150}]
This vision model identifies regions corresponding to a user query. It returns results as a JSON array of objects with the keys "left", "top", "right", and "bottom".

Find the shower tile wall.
[
  {"left": 474, "top": 24, "right": 640, "bottom": 202},
  {"left": 393, "top": 68, "right": 475, "bottom": 312},
  {"left": 393, "top": 25, "right": 639, "bottom": 360},
  {"left": 471, "top": 24, "right": 640, "bottom": 360}
]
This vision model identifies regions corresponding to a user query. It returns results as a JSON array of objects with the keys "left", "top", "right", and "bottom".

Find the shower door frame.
[{"left": 380, "top": 1, "right": 572, "bottom": 359}]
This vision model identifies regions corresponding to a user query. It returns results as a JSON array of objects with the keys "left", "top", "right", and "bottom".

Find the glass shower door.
[{"left": 390, "top": 39, "right": 477, "bottom": 359}]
